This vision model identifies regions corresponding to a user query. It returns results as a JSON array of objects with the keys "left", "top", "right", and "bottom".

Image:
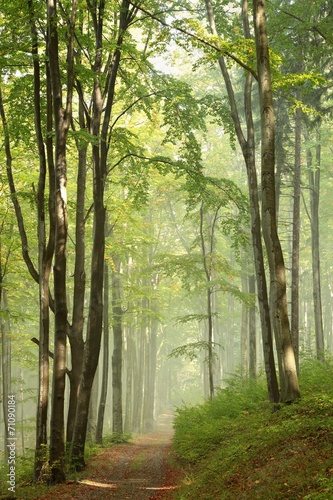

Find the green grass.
[{"left": 173, "top": 358, "right": 333, "bottom": 499}]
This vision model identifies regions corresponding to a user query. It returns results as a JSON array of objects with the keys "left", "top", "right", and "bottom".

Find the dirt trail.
[{"left": 32, "top": 414, "right": 181, "bottom": 500}]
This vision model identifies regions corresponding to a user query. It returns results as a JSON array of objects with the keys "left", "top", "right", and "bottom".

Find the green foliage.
[
  {"left": 168, "top": 340, "right": 223, "bottom": 362},
  {"left": 103, "top": 432, "right": 132, "bottom": 444},
  {"left": 173, "top": 358, "right": 333, "bottom": 499}
]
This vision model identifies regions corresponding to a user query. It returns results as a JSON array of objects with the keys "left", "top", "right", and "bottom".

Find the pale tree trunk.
[
  {"left": 204, "top": 0, "right": 279, "bottom": 402},
  {"left": 248, "top": 274, "right": 256, "bottom": 378},
  {"left": 143, "top": 293, "right": 158, "bottom": 432},
  {"left": 291, "top": 88, "right": 302, "bottom": 372},
  {"left": 241, "top": 274, "right": 249, "bottom": 377},
  {"left": 124, "top": 326, "right": 134, "bottom": 432},
  {"left": 306, "top": 124, "right": 324, "bottom": 360},
  {"left": 253, "top": 0, "right": 300, "bottom": 402},
  {"left": 199, "top": 201, "right": 219, "bottom": 400},
  {"left": 112, "top": 257, "right": 123, "bottom": 435},
  {"left": 132, "top": 313, "right": 144, "bottom": 433},
  {"left": 1, "top": 287, "right": 11, "bottom": 459},
  {"left": 96, "top": 260, "right": 110, "bottom": 444}
]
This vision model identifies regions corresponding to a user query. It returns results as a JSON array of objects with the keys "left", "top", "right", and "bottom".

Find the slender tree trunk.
[
  {"left": 199, "top": 201, "right": 215, "bottom": 399},
  {"left": 47, "top": 0, "right": 77, "bottom": 482},
  {"left": 132, "top": 314, "right": 144, "bottom": 433},
  {"left": 1, "top": 288, "right": 11, "bottom": 459},
  {"left": 70, "top": 1, "right": 135, "bottom": 468},
  {"left": 248, "top": 274, "right": 256, "bottom": 378},
  {"left": 143, "top": 293, "right": 158, "bottom": 432},
  {"left": 307, "top": 125, "right": 324, "bottom": 360},
  {"left": 112, "top": 258, "right": 123, "bottom": 435},
  {"left": 66, "top": 103, "right": 87, "bottom": 445},
  {"left": 204, "top": 0, "right": 279, "bottom": 402},
  {"left": 241, "top": 274, "right": 249, "bottom": 377},
  {"left": 28, "top": 1, "right": 56, "bottom": 477},
  {"left": 253, "top": 0, "right": 300, "bottom": 402},
  {"left": 96, "top": 260, "right": 110, "bottom": 444},
  {"left": 124, "top": 326, "right": 134, "bottom": 433},
  {"left": 291, "top": 88, "right": 302, "bottom": 372}
]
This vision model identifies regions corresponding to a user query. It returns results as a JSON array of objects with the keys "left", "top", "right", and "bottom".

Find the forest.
[{"left": 0, "top": 0, "right": 333, "bottom": 497}]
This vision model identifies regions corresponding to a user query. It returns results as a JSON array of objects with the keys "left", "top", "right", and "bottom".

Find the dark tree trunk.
[
  {"left": 253, "top": 0, "right": 300, "bottom": 402},
  {"left": 70, "top": 1, "right": 135, "bottom": 469},
  {"left": 47, "top": 0, "right": 77, "bottom": 483},
  {"left": 28, "top": 2, "right": 56, "bottom": 478},
  {"left": 66, "top": 102, "right": 87, "bottom": 445},
  {"left": 70, "top": 195, "right": 105, "bottom": 469},
  {"left": 204, "top": 0, "right": 279, "bottom": 403}
]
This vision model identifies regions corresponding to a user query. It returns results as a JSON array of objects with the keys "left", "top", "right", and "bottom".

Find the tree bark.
[
  {"left": 96, "top": 260, "right": 110, "bottom": 444},
  {"left": 253, "top": 0, "right": 300, "bottom": 402},
  {"left": 241, "top": 274, "right": 249, "bottom": 377},
  {"left": 306, "top": 125, "right": 324, "bottom": 360},
  {"left": 28, "top": 1, "right": 56, "bottom": 477},
  {"left": 1, "top": 288, "right": 11, "bottom": 458},
  {"left": 111, "top": 258, "right": 123, "bottom": 435},
  {"left": 204, "top": 0, "right": 279, "bottom": 402},
  {"left": 70, "top": 0, "right": 136, "bottom": 469},
  {"left": 248, "top": 274, "right": 256, "bottom": 378},
  {"left": 66, "top": 100, "right": 87, "bottom": 445},
  {"left": 47, "top": 0, "right": 77, "bottom": 483},
  {"left": 291, "top": 87, "right": 302, "bottom": 372}
]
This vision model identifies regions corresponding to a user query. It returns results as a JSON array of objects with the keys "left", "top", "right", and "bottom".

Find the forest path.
[{"left": 34, "top": 414, "right": 181, "bottom": 500}]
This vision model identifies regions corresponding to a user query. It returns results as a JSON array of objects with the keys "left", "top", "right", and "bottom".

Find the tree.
[
  {"left": 46, "top": 0, "right": 78, "bottom": 483},
  {"left": 70, "top": 0, "right": 138, "bottom": 470},
  {"left": 253, "top": 0, "right": 300, "bottom": 402},
  {"left": 203, "top": 0, "right": 279, "bottom": 402},
  {"left": 95, "top": 259, "right": 110, "bottom": 444}
]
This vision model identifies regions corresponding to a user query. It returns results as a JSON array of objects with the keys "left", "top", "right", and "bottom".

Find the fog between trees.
[{"left": 1, "top": 0, "right": 333, "bottom": 486}]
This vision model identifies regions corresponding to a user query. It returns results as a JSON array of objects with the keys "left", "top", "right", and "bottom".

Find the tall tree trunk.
[
  {"left": 70, "top": 0, "right": 135, "bottom": 469},
  {"left": 28, "top": 1, "right": 56, "bottom": 478},
  {"left": 143, "top": 293, "right": 158, "bottom": 432},
  {"left": 204, "top": 0, "right": 279, "bottom": 402},
  {"left": 124, "top": 326, "right": 134, "bottom": 433},
  {"left": 199, "top": 201, "right": 215, "bottom": 399},
  {"left": 241, "top": 274, "right": 249, "bottom": 377},
  {"left": 96, "top": 260, "right": 110, "bottom": 444},
  {"left": 248, "top": 274, "right": 256, "bottom": 378},
  {"left": 253, "top": 0, "right": 300, "bottom": 402},
  {"left": 307, "top": 124, "right": 324, "bottom": 360},
  {"left": 132, "top": 314, "right": 144, "bottom": 433},
  {"left": 66, "top": 101, "right": 87, "bottom": 445},
  {"left": 112, "top": 258, "right": 123, "bottom": 435},
  {"left": 47, "top": 0, "right": 77, "bottom": 483},
  {"left": 1, "top": 287, "right": 11, "bottom": 459},
  {"left": 291, "top": 88, "right": 302, "bottom": 372}
]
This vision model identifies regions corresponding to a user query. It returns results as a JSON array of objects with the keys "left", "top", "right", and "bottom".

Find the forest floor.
[{"left": 27, "top": 414, "right": 181, "bottom": 500}]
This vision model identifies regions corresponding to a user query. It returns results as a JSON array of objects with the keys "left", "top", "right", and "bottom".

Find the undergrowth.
[{"left": 173, "top": 357, "right": 333, "bottom": 499}]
